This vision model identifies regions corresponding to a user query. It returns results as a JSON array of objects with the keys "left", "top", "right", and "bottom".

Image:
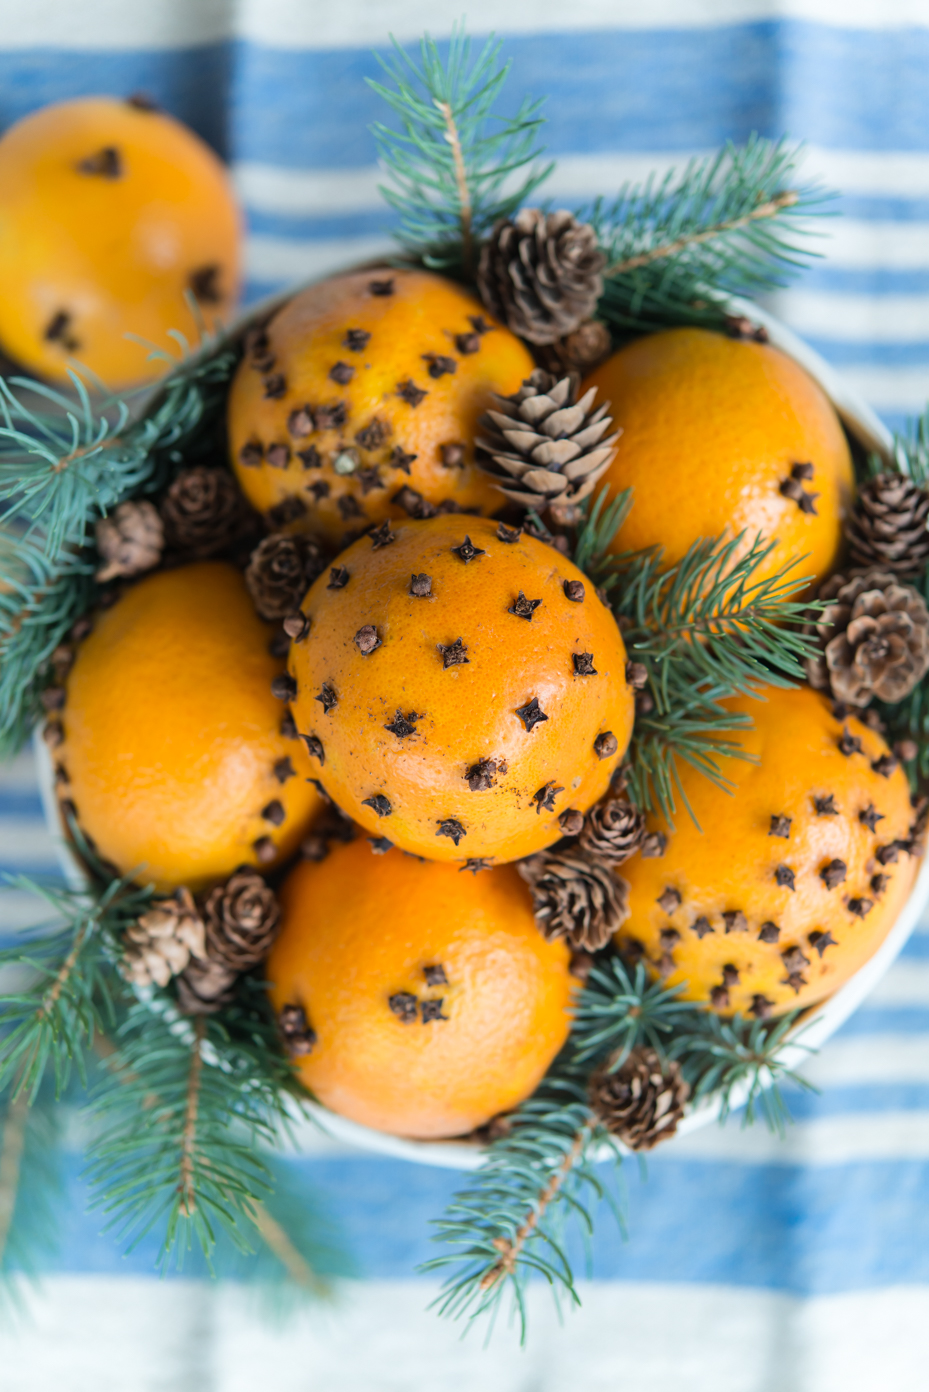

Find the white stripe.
[
  {"left": 671, "top": 1110, "right": 929, "bottom": 1165},
  {"left": 866, "top": 960, "right": 929, "bottom": 1006},
  {"left": 245, "top": 234, "right": 395, "bottom": 285},
  {"left": 828, "top": 365, "right": 929, "bottom": 413},
  {"left": 0, "top": 746, "right": 39, "bottom": 793},
  {"left": 235, "top": 150, "right": 929, "bottom": 218},
  {"left": 4, "top": 1276, "right": 929, "bottom": 1392},
  {"left": 802, "top": 1034, "right": 929, "bottom": 1086},
  {"left": 0, "top": 818, "right": 62, "bottom": 870},
  {"left": 818, "top": 220, "right": 929, "bottom": 270},
  {"left": 0, "top": 0, "right": 231, "bottom": 48},
  {"left": 0, "top": 888, "right": 55, "bottom": 932},
  {"left": 773, "top": 290, "right": 929, "bottom": 344},
  {"left": 237, "top": 0, "right": 929, "bottom": 48}
]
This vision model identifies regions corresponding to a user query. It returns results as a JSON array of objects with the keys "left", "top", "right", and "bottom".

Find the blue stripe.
[
  {"left": 792, "top": 338, "right": 929, "bottom": 368},
  {"left": 834, "top": 1006, "right": 929, "bottom": 1036},
  {"left": 0, "top": 792, "right": 45, "bottom": 818},
  {"left": 35, "top": 1149, "right": 929, "bottom": 1292},
  {"left": 0, "top": 46, "right": 232, "bottom": 156}
]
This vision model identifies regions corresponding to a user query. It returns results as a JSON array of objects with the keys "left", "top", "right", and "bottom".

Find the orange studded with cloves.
[
  {"left": 0, "top": 96, "right": 241, "bottom": 389},
  {"left": 287, "top": 514, "right": 635, "bottom": 864},
  {"left": 227, "top": 268, "right": 535, "bottom": 543},
  {"left": 267, "top": 838, "right": 574, "bottom": 1138},
  {"left": 55, "top": 562, "right": 323, "bottom": 892},
  {"left": 617, "top": 685, "right": 919, "bottom": 1017}
]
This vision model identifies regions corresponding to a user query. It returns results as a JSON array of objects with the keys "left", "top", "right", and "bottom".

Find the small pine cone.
[
  {"left": 175, "top": 958, "right": 238, "bottom": 1015},
  {"left": 589, "top": 1047, "right": 689, "bottom": 1151},
  {"left": 122, "top": 887, "right": 205, "bottom": 989},
  {"left": 95, "top": 500, "right": 163, "bottom": 582},
  {"left": 518, "top": 849, "right": 629, "bottom": 951},
  {"left": 160, "top": 466, "right": 253, "bottom": 558},
  {"left": 201, "top": 867, "right": 281, "bottom": 970},
  {"left": 476, "top": 370, "right": 619, "bottom": 525},
  {"left": 846, "top": 474, "right": 929, "bottom": 577},
  {"left": 477, "top": 208, "right": 607, "bottom": 346},
  {"left": 245, "top": 533, "right": 325, "bottom": 621},
  {"left": 805, "top": 568, "right": 929, "bottom": 706},
  {"left": 534, "top": 320, "right": 613, "bottom": 377},
  {"left": 579, "top": 798, "right": 645, "bottom": 866}
]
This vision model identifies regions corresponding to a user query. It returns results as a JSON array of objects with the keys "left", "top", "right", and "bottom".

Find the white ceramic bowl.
[{"left": 33, "top": 293, "right": 929, "bottom": 1168}]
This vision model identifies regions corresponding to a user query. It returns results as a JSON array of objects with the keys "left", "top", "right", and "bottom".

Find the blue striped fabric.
[{"left": 3, "top": 5, "right": 929, "bottom": 1384}]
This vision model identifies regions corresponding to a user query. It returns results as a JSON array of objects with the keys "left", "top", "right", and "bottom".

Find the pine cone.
[
  {"left": 805, "top": 568, "right": 929, "bottom": 706},
  {"left": 579, "top": 798, "right": 645, "bottom": 865},
  {"left": 589, "top": 1048, "right": 689, "bottom": 1150},
  {"left": 518, "top": 849, "right": 629, "bottom": 951},
  {"left": 476, "top": 370, "right": 620, "bottom": 525},
  {"left": 122, "top": 888, "right": 205, "bottom": 988},
  {"left": 175, "top": 958, "right": 237, "bottom": 1015},
  {"left": 201, "top": 867, "right": 281, "bottom": 969},
  {"left": 846, "top": 474, "right": 929, "bottom": 577},
  {"left": 160, "top": 466, "right": 254, "bottom": 558},
  {"left": 245, "top": 533, "right": 325, "bottom": 621},
  {"left": 534, "top": 320, "right": 613, "bottom": 377},
  {"left": 477, "top": 209, "right": 607, "bottom": 346},
  {"left": 95, "top": 500, "right": 163, "bottom": 582}
]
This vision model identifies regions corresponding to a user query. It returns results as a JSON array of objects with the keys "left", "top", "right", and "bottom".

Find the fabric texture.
[{"left": 3, "top": 1, "right": 929, "bottom": 1385}]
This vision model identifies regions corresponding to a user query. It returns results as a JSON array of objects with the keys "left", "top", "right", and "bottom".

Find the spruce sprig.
[
  {"left": 571, "top": 956, "right": 700, "bottom": 1066},
  {"left": 86, "top": 983, "right": 298, "bottom": 1271},
  {"left": 669, "top": 1010, "right": 816, "bottom": 1135},
  {"left": 589, "top": 135, "right": 829, "bottom": 337},
  {"left": 0, "top": 870, "right": 148, "bottom": 1102},
  {"left": 369, "top": 28, "right": 552, "bottom": 276},
  {"left": 0, "top": 1089, "right": 63, "bottom": 1305}
]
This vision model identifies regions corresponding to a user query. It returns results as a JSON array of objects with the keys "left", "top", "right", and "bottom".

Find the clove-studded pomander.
[
  {"left": 267, "top": 838, "right": 573, "bottom": 1139},
  {"left": 805, "top": 569, "right": 929, "bottom": 707},
  {"left": 583, "top": 328, "right": 854, "bottom": 591},
  {"left": 287, "top": 514, "right": 634, "bottom": 864},
  {"left": 845, "top": 473, "right": 929, "bottom": 578},
  {"left": 618, "top": 684, "right": 919, "bottom": 1017},
  {"left": 477, "top": 209, "right": 606, "bottom": 346},
  {"left": 476, "top": 369, "right": 620, "bottom": 525},
  {"left": 227, "top": 268, "right": 534, "bottom": 544},
  {"left": 56, "top": 563, "right": 324, "bottom": 891},
  {"left": 589, "top": 1048, "right": 689, "bottom": 1150},
  {"left": 0, "top": 97, "right": 241, "bottom": 388}
]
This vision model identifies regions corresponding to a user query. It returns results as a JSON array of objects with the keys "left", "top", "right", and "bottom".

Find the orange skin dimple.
[
  {"left": 0, "top": 98, "right": 241, "bottom": 389},
  {"left": 59, "top": 563, "right": 322, "bottom": 892},
  {"left": 227, "top": 268, "right": 535, "bottom": 543},
  {"left": 618, "top": 685, "right": 917, "bottom": 1017},
  {"left": 267, "top": 841, "right": 574, "bottom": 1138},
  {"left": 288, "top": 515, "right": 635, "bottom": 863},
  {"left": 584, "top": 328, "right": 854, "bottom": 591}
]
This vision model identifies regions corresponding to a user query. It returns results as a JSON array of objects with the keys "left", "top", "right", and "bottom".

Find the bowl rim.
[{"left": 32, "top": 285, "right": 923, "bottom": 1170}]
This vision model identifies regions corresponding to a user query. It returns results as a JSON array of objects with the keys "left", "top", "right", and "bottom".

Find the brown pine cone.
[
  {"left": 244, "top": 533, "right": 325, "bottom": 621},
  {"left": 476, "top": 369, "right": 619, "bottom": 525},
  {"left": 534, "top": 320, "right": 613, "bottom": 377},
  {"left": 589, "top": 1047, "right": 689, "bottom": 1151},
  {"left": 122, "top": 887, "right": 205, "bottom": 988},
  {"left": 201, "top": 867, "right": 281, "bottom": 970},
  {"left": 846, "top": 474, "right": 929, "bottom": 578},
  {"left": 477, "top": 209, "right": 606, "bottom": 346},
  {"left": 805, "top": 568, "right": 929, "bottom": 706},
  {"left": 579, "top": 798, "right": 645, "bottom": 866},
  {"left": 95, "top": 500, "right": 163, "bottom": 582},
  {"left": 518, "top": 849, "right": 629, "bottom": 951},
  {"left": 175, "top": 958, "right": 237, "bottom": 1015},
  {"left": 160, "top": 465, "right": 254, "bottom": 558}
]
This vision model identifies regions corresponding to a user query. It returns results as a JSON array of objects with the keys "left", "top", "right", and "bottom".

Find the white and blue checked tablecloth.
[{"left": 3, "top": 3, "right": 929, "bottom": 1388}]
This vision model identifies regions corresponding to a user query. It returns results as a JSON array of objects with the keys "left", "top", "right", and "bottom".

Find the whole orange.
[
  {"left": 57, "top": 562, "right": 322, "bottom": 891},
  {"left": 267, "top": 839, "right": 573, "bottom": 1138},
  {"left": 618, "top": 685, "right": 917, "bottom": 1017},
  {"left": 584, "top": 328, "right": 854, "bottom": 589},
  {"left": 227, "top": 268, "right": 535, "bottom": 543},
  {"left": 287, "top": 514, "right": 634, "bottom": 864},
  {"left": 0, "top": 97, "right": 241, "bottom": 389}
]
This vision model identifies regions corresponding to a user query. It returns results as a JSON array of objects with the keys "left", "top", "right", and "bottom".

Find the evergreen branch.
[
  {"left": 0, "top": 1089, "right": 62, "bottom": 1300},
  {"left": 250, "top": 1201, "right": 332, "bottom": 1298},
  {"left": 605, "top": 189, "right": 799, "bottom": 277},
  {"left": 0, "top": 872, "right": 144, "bottom": 1101},
  {"left": 589, "top": 136, "right": 830, "bottom": 337},
  {"left": 0, "top": 1095, "right": 28, "bottom": 1269},
  {"left": 571, "top": 956, "right": 701, "bottom": 1065},
  {"left": 669, "top": 1010, "right": 816, "bottom": 1136},
  {"left": 369, "top": 27, "right": 552, "bottom": 273}
]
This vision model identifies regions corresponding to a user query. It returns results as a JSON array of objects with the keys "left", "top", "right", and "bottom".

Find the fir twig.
[
  {"left": 571, "top": 956, "right": 700, "bottom": 1065},
  {"left": 606, "top": 189, "right": 799, "bottom": 277},
  {"left": 369, "top": 27, "right": 552, "bottom": 275},
  {"left": 0, "top": 1095, "right": 28, "bottom": 1269}
]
